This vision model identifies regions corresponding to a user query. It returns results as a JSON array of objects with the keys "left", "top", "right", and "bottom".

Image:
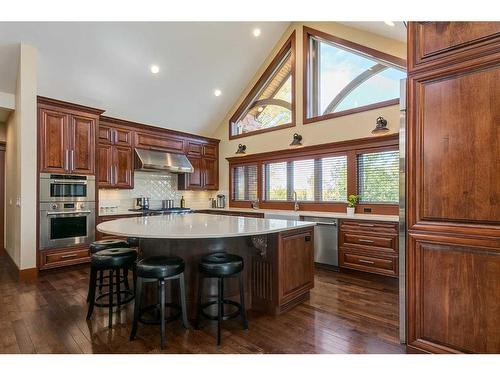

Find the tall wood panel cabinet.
[
  {"left": 406, "top": 22, "right": 500, "bottom": 354},
  {"left": 38, "top": 97, "right": 103, "bottom": 175}
]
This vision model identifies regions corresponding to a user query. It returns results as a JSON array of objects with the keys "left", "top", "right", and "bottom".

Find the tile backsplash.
[{"left": 99, "top": 171, "right": 219, "bottom": 210}]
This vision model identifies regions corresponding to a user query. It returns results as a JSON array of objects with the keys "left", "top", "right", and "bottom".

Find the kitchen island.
[{"left": 97, "top": 213, "right": 316, "bottom": 316}]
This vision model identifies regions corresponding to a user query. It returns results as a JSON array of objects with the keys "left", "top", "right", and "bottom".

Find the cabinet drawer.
[
  {"left": 340, "top": 248, "right": 398, "bottom": 278},
  {"left": 39, "top": 247, "right": 90, "bottom": 270},
  {"left": 186, "top": 142, "right": 202, "bottom": 156},
  {"left": 135, "top": 131, "right": 184, "bottom": 153},
  {"left": 341, "top": 220, "right": 398, "bottom": 234},
  {"left": 342, "top": 232, "right": 397, "bottom": 252}
]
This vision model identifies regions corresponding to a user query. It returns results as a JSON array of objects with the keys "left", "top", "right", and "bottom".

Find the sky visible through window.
[{"left": 316, "top": 40, "right": 406, "bottom": 115}]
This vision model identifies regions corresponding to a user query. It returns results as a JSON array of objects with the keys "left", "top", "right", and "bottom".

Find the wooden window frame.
[
  {"left": 302, "top": 26, "right": 406, "bottom": 125},
  {"left": 229, "top": 31, "right": 296, "bottom": 140},
  {"left": 227, "top": 134, "right": 399, "bottom": 215}
]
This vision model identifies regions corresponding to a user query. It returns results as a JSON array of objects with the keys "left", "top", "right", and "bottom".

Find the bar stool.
[
  {"left": 86, "top": 248, "right": 137, "bottom": 328},
  {"left": 87, "top": 239, "right": 131, "bottom": 301},
  {"left": 130, "top": 256, "right": 190, "bottom": 350},
  {"left": 196, "top": 252, "right": 248, "bottom": 345}
]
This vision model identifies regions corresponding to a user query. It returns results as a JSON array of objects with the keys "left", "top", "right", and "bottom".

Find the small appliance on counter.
[
  {"left": 216, "top": 194, "right": 226, "bottom": 208},
  {"left": 128, "top": 207, "right": 193, "bottom": 216},
  {"left": 135, "top": 197, "right": 150, "bottom": 210},
  {"left": 161, "top": 199, "right": 174, "bottom": 209}
]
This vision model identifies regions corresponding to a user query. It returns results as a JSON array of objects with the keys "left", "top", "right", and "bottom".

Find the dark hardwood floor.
[{"left": 0, "top": 253, "right": 404, "bottom": 354}]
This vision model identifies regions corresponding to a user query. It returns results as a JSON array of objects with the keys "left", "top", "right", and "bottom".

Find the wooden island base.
[{"left": 139, "top": 226, "right": 314, "bottom": 317}]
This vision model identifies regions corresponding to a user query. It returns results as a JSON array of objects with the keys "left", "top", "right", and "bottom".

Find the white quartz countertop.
[
  {"left": 97, "top": 213, "right": 316, "bottom": 239},
  {"left": 199, "top": 207, "right": 399, "bottom": 223}
]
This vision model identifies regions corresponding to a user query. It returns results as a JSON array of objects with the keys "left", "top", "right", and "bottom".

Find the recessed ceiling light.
[
  {"left": 253, "top": 28, "right": 261, "bottom": 37},
  {"left": 384, "top": 21, "right": 395, "bottom": 27},
  {"left": 150, "top": 65, "right": 160, "bottom": 74},
  {"left": 214, "top": 89, "right": 222, "bottom": 97}
]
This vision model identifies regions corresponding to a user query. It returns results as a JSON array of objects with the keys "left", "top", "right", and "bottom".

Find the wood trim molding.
[
  {"left": 229, "top": 31, "right": 296, "bottom": 140},
  {"left": 227, "top": 133, "right": 398, "bottom": 164},
  {"left": 37, "top": 96, "right": 105, "bottom": 116},
  {"left": 228, "top": 134, "right": 399, "bottom": 215},
  {"left": 302, "top": 26, "right": 406, "bottom": 126},
  {"left": 2, "top": 249, "right": 38, "bottom": 282},
  {"left": 100, "top": 115, "right": 220, "bottom": 144}
]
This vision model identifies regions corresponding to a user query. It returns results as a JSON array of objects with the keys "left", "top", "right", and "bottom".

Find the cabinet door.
[
  {"left": 278, "top": 229, "right": 314, "bottom": 304},
  {"left": 202, "top": 157, "right": 218, "bottom": 190},
  {"left": 39, "top": 108, "right": 69, "bottom": 173},
  {"left": 114, "top": 128, "right": 133, "bottom": 146},
  {"left": 134, "top": 131, "right": 184, "bottom": 153},
  {"left": 187, "top": 156, "right": 203, "bottom": 189},
  {"left": 202, "top": 144, "right": 217, "bottom": 158},
  {"left": 97, "top": 144, "right": 113, "bottom": 188},
  {"left": 70, "top": 115, "right": 95, "bottom": 174},
  {"left": 113, "top": 146, "right": 133, "bottom": 188},
  {"left": 98, "top": 125, "right": 113, "bottom": 144}
]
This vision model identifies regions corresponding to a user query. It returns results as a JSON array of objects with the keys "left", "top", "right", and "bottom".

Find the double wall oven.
[{"left": 39, "top": 173, "right": 96, "bottom": 250}]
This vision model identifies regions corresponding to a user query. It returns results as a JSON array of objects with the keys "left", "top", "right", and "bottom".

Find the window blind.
[
  {"left": 232, "top": 165, "right": 258, "bottom": 201},
  {"left": 263, "top": 155, "right": 347, "bottom": 202},
  {"left": 357, "top": 150, "right": 399, "bottom": 203}
]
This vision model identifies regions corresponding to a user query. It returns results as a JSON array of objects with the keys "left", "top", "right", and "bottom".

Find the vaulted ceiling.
[{"left": 0, "top": 22, "right": 290, "bottom": 135}]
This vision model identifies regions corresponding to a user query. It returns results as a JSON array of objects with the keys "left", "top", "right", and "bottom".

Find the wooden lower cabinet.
[
  {"left": 407, "top": 233, "right": 500, "bottom": 353},
  {"left": 278, "top": 228, "right": 314, "bottom": 309},
  {"left": 339, "top": 219, "right": 399, "bottom": 278},
  {"left": 39, "top": 246, "right": 90, "bottom": 270}
]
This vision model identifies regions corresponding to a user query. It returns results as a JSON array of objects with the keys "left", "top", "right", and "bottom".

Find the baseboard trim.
[{"left": 1, "top": 249, "right": 39, "bottom": 282}]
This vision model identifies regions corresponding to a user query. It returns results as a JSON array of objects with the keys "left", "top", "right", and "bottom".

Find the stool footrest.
[
  {"left": 200, "top": 299, "right": 242, "bottom": 321},
  {"left": 94, "top": 290, "right": 134, "bottom": 308},
  {"left": 138, "top": 303, "right": 182, "bottom": 325}
]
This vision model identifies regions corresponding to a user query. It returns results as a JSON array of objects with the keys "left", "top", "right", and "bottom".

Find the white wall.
[
  {"left": 4, "top": 44, "right": 38, "bottom": 270},
  {"left": 212, "top": 22, "right": 406, "bottom": 196}
]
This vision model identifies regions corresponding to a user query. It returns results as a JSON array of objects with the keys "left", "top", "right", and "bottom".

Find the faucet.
[
  {"left": 294, "top": 191, "right": 299, "bottom": 211},
  {"left": 251, "top": 198, "right": 259, "bottom": 209}
]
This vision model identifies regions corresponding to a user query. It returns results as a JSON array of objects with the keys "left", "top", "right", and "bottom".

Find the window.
[
  {"left": 304, "top": 27, "right": 406, "bottom": 121},
  {"left": 229, "top": 32, "right": 295, "bottom": 138},
  {"left": 357, "top": 150, "right": 399, "bottom": 203},
  {"left": 232, "top": 165, "right": 258, "bottom": 201},
  {"left": 263, "top": 155, "right": 347, "bottom": 202}
]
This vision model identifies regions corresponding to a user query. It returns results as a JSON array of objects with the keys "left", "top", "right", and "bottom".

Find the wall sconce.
[
  {"left": 235, "top": 144, "right": 247, "bottom": 155},
  {"left": 372, "top": 116, "right": 389, "bottom": 134},
  {"left": 289, "top": 133, "right": 303, "bottom": 147}
]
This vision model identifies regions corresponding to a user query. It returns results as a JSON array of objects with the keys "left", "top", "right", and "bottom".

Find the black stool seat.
[
  {"left": 199, "top": 252, "right": 243, "bottom": 276},
  {"left": 136, "top": 256, "right": 185, "bottom": 279},
  {"left": 91, "top": 248, "right": 137, "bottom": 269},
  {"left": 90, "top": 239, "right": 129, "bottom": 254}
]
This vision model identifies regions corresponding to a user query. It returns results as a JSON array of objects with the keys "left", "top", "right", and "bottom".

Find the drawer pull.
[
  {"left": 60, "top": 253, "right": 79, "bottom": 259},
  {"left": 358, "top": 259, "right": 375, "bottom": 265},
  {"left": 358, "top": 223, "right": 374, "bottom": 227},
  {"left": 359, "top": 239, "right": 374, "bottom": 244}
]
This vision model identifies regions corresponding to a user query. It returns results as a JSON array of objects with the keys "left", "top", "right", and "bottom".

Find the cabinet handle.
[
  {"left": 358, "top": 259, "right": 375, "bottom": 265},
  {"left": 359, "top": 239, "right": 374, "bottom": 243},
  {"left": 65, "top": 149, "right": 69, "bottom": 171},
  {"left": 71, "top": 150, "right": 75, "bottom": 171},
  {"left": 305, "top": 236, "right": 311, "bottom": 242},
  {"left": 60, "top": 253, "right": 79, "bottom": 259},
  {"left": 359, "top": 223, "right": 374, "bottom": 227}
]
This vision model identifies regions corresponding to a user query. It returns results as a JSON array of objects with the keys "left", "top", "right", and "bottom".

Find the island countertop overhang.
[{"left": 97, "top": 213, "right": 316, "bottom": 239}]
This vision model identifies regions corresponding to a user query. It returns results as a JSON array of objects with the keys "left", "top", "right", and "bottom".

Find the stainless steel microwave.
[{"left": 40, "top": 173, "right": 95, "bottom": 202}]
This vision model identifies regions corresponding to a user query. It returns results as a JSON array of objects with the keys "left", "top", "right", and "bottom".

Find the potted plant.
[{"left": 347, "top": 195, "right": 358, "bottom": 215}]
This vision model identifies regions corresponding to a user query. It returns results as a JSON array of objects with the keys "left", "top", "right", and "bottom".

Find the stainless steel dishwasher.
[{"left": 301, "top": 216, "right": 338, "bottom": 267}]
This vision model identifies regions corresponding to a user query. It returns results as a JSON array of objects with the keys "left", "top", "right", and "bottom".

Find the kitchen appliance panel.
[
  {"left": 40, "top": 173, "right": 95, "bottom": 202},
  {"left": 302, "top": 216, "right": 338, "bottom": 267}
]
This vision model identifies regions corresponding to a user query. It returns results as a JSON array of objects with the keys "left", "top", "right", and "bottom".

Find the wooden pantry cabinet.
[
  {"left": 406, "top": 22, "right": 500, "bottom": 354},
  {"left": 38, "top": 97, "right": 103, "bottom": 175}
]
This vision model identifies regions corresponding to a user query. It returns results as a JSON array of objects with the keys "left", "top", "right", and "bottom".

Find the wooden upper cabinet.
[
  {"left": 97, "top": 144, "right": 113, "bottom": 187},
  {"left": 408, "top": 22, "right": 500, "bottom": 72},
  {"left": 70, "top": 115, "right": 95, "bottom": 175},
  {"left": 113, "top": 146, "right": 133, "bottom": 188},
  {"left": 178, "top": 156, "right": 203, "bottom": 190},
  {"left": 203, "top": 144, "right": 217, "bottom": 158},
  {"left": 134, "top": 131, "right": 184, "bottom": 153},
  {"left": 411, "top": 64, "right": 500, "bottom": 227},
  {"left": 39, "top": 108, "right": 69, "bottom": 173},
  {"left": 38, "top": 98, "right": 101, "bottom": 175},
  {"left": 186, "top": 141, "right": 202, "bottom": 156},
  {"left": 114, "top": 128, "right": 132, "bottom": 146},
  {"left": 202, "top": 157, "right": 218, "bottom": 190},
  {"left": 98, "top": 125, "right": 113, "bottom": 144}
]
